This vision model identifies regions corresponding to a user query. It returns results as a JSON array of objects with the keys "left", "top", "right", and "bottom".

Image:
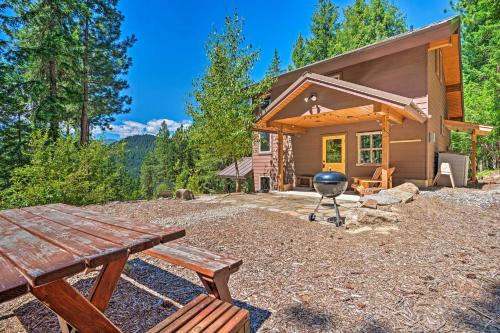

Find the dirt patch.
[{"left": 1, "top": 189, "right": 499, "bottom": 332}]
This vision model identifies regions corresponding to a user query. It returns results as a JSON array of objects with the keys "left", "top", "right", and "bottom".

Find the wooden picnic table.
[{"left": 0, "top": 203, "right": 185, "bottom": 333}]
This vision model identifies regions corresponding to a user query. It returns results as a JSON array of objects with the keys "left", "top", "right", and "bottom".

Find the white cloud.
[{"left": 92, "top": 118, "right": 191, "bottom": 139}]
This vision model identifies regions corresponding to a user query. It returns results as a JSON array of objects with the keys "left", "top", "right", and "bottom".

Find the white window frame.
[
  {"left": 258, "top": 132, "right": 271, "bottom": 154},
  {"left": 356, "top": 131, "right": 382, "bottom": 166}
]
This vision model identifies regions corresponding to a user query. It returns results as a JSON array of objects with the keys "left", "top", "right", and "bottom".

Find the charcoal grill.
[{"left": 308, "top": 171, "right": 348, "bottom": 226}]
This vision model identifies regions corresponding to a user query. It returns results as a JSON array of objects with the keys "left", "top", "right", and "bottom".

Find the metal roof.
[{"left": 218, "top": 157, "right": 253, "bottom": 179}]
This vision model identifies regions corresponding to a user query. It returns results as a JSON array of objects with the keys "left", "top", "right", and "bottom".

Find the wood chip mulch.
[{"left": 1, "top": 188, "right": 499, "bottom": 332}]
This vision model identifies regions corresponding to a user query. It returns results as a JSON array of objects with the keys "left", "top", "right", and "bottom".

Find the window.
[
  {"left": 434, "top": 49, "right": 443, "bottom": 83},
  {"left": 357, "top": 131, "right": 382, "bottom": 165},
  {"left": 259, "top": 132, "right": 271, "bottom": 153}
]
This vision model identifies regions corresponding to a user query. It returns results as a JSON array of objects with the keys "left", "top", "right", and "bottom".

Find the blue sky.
[{"left": 104, "top": 0, "right": 455, "bottom": 139}]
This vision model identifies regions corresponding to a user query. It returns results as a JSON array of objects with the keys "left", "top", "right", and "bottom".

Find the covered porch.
[{"left": 255, "top": 73, "right": 428, "bottom": 191}]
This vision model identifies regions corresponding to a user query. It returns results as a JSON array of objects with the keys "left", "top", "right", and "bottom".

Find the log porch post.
[
  {"left": 381, "top": 115, "right": 390, "bottom": 189},
  {"left": 277, "top": 128, "right": 284, "bottom": 191},
  {"left": 471, "top": 129, "right": 477, "bottom": 182}
]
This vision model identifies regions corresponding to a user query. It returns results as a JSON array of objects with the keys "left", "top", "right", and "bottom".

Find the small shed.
[
  {"left": 218, "top": 157, "right": 254, "bottom": 192},
  {"left": 218, "top": 157, "right": 253, "bottom": 179}
]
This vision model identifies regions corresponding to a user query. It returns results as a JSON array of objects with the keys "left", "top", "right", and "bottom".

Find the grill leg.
[{"left": 308, "top": 195, "right": 324, "bottom": 222}]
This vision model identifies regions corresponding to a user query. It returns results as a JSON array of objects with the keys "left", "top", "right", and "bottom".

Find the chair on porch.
[{"left": 351, "top": 167, "right": 396, "bottom": 196}]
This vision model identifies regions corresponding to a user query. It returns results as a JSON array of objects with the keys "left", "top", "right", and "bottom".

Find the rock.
[
  {"left": 357, "top": 209, "right": 400, "bottom": 224},
  {"left": 159, "top": 190, "right": 173, "bottom": 198},
  {"left": 379, "top": 189, "right": 414, "bottom": 203},
  {"left": 393, "top": 182, "right": 419, "bottom": 195},
  {"left": 361, "top": 192, "right": 401, "bottom": 206},
  {"left": 176, "top": 189, "right": 194, "bottom": 200},
  {"left": 361, "top": 199, "right": 378, "bottom": 209}
]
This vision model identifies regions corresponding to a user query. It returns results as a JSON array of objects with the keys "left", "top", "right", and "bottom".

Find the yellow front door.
[{"left": 322, "top": 134, "right": 346, "bottom": 174}]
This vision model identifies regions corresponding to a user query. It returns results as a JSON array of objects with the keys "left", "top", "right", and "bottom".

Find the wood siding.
[
  {"left": 426, "top": 50, "right": 450, "bottom": 180},
  {"left": 272, "top": 45, "right": 429, "bottom": 107}
]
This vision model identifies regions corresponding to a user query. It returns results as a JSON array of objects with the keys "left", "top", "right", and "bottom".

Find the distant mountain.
[{"left": 117, "top": 134, "right": 155, "bottom": 178}]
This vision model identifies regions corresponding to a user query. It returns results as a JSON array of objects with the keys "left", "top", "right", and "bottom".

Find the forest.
[{"left": 0, "top": 0, "right": 498, "bottom": 209}]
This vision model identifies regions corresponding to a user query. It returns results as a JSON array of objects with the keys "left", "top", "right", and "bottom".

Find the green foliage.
[
  {"left": 450, "top": 0, "right": 499, "bottom": 169},
  {"left": 336, "top": 0, "right": 406, "bottom": 53},
  {"left": 290, "top": 0, "right": 406, "bottom": 69},
  {"left": 117, "top": 134, "right": 155, "bottom": 178},
  {"left": 188, "top": 10, "right": 273, "bottom": 192},
  {"left": 139, "top": 124, "right": 196, "bottom": 198},
  {"left": 266, "top": 49, "right": 283, "bottom": 77},
  {"left": 0, "top": 131, "right": 135, "bottom": 209},
  {"left": 291, "top": 33, "right": 308, "bottom": 69},
  {"left": 307, "top": 0, "right": 339, "bottom": 62}
]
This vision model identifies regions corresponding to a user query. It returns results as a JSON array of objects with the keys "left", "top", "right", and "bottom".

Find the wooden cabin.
[{"left": 252, "top": 17, "right": 493, "bottom": 192}]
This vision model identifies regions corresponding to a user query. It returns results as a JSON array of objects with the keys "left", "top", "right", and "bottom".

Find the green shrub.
[{"left": 0, "top": 131, "right": 134, "bottom": 209}]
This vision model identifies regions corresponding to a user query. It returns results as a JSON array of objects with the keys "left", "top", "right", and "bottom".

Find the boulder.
[
  {"left": 393, "top": 182, "right": 419, "bottom": 195},
  {"left": 379, "top": 189, "right": 414, "bottom": 204},
  {"left": 357, "top": 209, "right": 400, "bottom": 224},
  {"left": 176, "top": 189, "right": 194, "bottom": 200},
  {"left": 360, "top": 192, "right": 401, "bottom": 206}
]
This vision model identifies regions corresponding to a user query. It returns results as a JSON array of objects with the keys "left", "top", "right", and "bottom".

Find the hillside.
[{"left": 118, "top": 134, "right": 155, "bottom": 178}]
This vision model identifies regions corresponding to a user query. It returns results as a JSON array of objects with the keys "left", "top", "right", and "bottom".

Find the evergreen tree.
[
  {"left": 7, "top": 0, "right": 81, "bottom": 141},
  {"left": 450, "top": 0, "right": 499, "bottom": 169},
  {"left": 266, "top": 48, "right": 283, "bottom": 77},
  {"left": 290, "top": 33, "right": 307, "bottom": 70},
  {"left": 188, "top": 10, "right": 272, "bottom": 192},
  {"left": 307, "top": 0, "right": 339, "bottom": 62},
  {"left": 337, "top": 0, "right": 406, "bottom": 54},
  {"left": 77, "top": 0, "right": 136, "bottom": 144}
]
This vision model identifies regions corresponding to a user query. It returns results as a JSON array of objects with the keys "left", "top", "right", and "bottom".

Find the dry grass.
[{"left": 1, "top": 189, "right": 499, "bottom": 332}]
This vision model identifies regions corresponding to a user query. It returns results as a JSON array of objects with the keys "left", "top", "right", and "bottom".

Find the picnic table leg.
[
  {"left": 197, "top": 270, "right": 233, "bottom": 303},
  {"left": 59, "top": 255, "right": 128, "bottom": 333},
  {"left": 31, "top": 279, "right": 122, "bottom": 333}
]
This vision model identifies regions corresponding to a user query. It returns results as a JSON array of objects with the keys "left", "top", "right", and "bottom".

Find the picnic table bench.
[
  {"left": 145, "top": 242, "right": 243, "bottom": 303},
  {"left": 0, "top": 203, "right": 248, "bottom": 333}
]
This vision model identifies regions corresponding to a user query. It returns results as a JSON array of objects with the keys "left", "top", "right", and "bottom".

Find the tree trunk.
[
  {"left": 47, "top": 0, "right": 58, "bottom": 141},
  {"left": 80, "top": 13, "right": 90, "bottom": 144},
  {"left": 234, "top": 159, "right": 241, "bottom": 192}
]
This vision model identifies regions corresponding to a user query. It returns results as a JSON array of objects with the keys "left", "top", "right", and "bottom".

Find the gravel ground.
[{"left": 0, "top": 187, "right": 499, "bottom": 333}]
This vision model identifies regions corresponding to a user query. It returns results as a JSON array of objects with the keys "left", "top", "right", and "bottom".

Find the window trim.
[
  {"left": 258, "top": 132, "right": 272, "bottom": 154},
  {"left": 356, "top": 131, "right": 382, "bottom": 166}
]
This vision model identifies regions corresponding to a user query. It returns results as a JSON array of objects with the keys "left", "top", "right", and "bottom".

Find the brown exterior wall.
[
  {"left": 426, "top": 50, "right": 451, "bottom": 180},
  {"left": 271, "top": 45, "right": 429, "bottom": 106}
]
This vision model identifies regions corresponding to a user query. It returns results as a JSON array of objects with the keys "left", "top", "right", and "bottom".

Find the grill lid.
[{"left": 313, "top": 171, "right": 347, "bottom": 184}]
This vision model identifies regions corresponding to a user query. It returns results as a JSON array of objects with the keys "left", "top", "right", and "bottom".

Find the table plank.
[
  {"left": 0, "top": 216, "right": 85, "bottom": 286},
  {"left": 0, "top": 209, "right": 128, "bottom": 268},
  {"left": 0, "top": 255, "right": 29, "bottom": 303},
  {"left": 23, "top": 206, "right": 160, "bottom": 254},
  {"left": 48, "top": 203, "right": 185, "bottom": 243}
]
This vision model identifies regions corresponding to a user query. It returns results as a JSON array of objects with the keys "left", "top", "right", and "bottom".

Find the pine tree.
[
  {"left": 307, "top": 0, "right": 339, "bottom": 62},
  {"left": 188, "top": 10, "right": 273, "bottom": 192},
  {"left": 7, "top": 0, "right": 81, "bottom": 141},
  {"left": 290, "top": 33, "right": 307, "bottom": 69},
  {"left": 77, "top": 0, "right": 136, "bottom": 144},
  {"left": 337, "top": 0, "right": 406, "bottom": 54},
  {"left": 450, "top": 0, "right": 499, "bottom": 169},
  {"left": 266, "top": 49, "right": 283, "bottom": 77}
]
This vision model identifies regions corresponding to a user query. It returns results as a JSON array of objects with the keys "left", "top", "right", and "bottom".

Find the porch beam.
[
  {"left": 376, "top": 105, "right": 404, "bottom": 125},
  {"left": 268, "top": 121, "right": 307, "bottom": 134},
  {"left": 381, "top": 115, "right": 390, "bottom": 189},
  {"left": 428, "top": 37, "right": 452, "bottom": 51},
  {"left": 277, "top": 128, "right": 284, "bottom": 191}
]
